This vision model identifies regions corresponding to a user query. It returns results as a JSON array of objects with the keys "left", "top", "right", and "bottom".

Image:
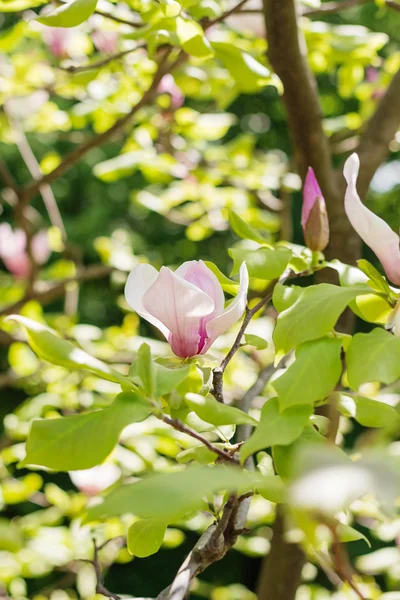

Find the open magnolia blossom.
[
  {"left": 69, "top": 464, "right": 121, "bottom": 496},
  {"left": 344, "top": 153, "right": 400, "bottom": 285},
  {"left": 125, "top": 260, "right": 249, "bottom": 358},
  {"left": 0, "top": 224, "right": 50, "bottom": 278}
]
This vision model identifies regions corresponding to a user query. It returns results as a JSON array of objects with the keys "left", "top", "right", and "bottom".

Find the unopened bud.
[{"left": 302, "top": 167, "right": 330, "bottom": 252}]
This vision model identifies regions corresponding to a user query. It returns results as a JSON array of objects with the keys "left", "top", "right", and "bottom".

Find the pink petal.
[
  {"left": 177, "top": 260, "right": 225, "bottom": 353},
  {"left": 203, "top": 262, "right": 249, "bottom": 353},
  {"left": 344, "top": 153, "right": 400, "bottom": 285},
  {"left": 0, "top": 224, "right": 26, "bottom": 257},
  {"left": 142, "top": 266, "right": 215, "bottom": 358},
  {"left": 3, "top": 254, "right": 30, "bottom": 278},
  {"left": 125, "top": 264, "right": 171, "bottom": 339},
  {"left": 69, "top": 464, "right": 121, "bottom": 495},
  {"left": 302, "top": 167, "right": 324, "bottom": 229}
]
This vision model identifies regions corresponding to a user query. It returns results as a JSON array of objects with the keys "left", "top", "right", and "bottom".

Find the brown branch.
[
  {"left": 92, "top": 540, "right": 121, "bottom": 600},
  {"left": 303, "top": 0, "right": 368, "bottom": 16},
  {"left": 93, "top": 7, "right": 142, "bottom": 27},
  {"left": 0, "top": 264, "right": 112, "bottom": 316},
  {"left": 330, "top": 525, "right": 366, "bottom": 600},
  {"left": 0, "top": 159, "right": 20, "bottom": 197},
  {"left": 355, "top": 68, "right": 400, "bottom": 198},
  {"left": 206, "top": 0, "right": 250, "bottom": 27}
]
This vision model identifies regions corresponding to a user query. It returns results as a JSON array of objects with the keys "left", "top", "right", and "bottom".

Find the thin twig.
[
  {"left": 4, "top": 105, "right": 66, "bottom": 239},
  {"left": 160, "top": 415, "right": 237, "bottom": 463},
  {"left": 0, "top": 264, "right": 112, "bottom": 316},
  {"left": 330, "top": 525, "right": 367, "bottom": 600},
  {"left": 303, "top": 0, "right": 368, "bottom": 16},
  {"left": 206, "top": 0, "right": 250, "bottom": 27},
  {"left": 92, "top": 540, "right": 121, "bottom": 600},
  {"left": 0, "top": 159, "right": 20, "bottom": 197},
  {"left": 61, "top": 45, "right": 146, "bottom": 74},
  {"left": 93, "top": 7, "right": 142, "bottom": 27}
]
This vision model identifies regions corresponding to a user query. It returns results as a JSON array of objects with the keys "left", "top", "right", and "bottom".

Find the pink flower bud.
[
  {"left": 125, "top": 260, "right": 248, "bottom": 359},
  {"left": 158, "top": 74, "right": 184, "bottom": 109},
  {"left": 302, "top": 167, "right": 330, "bottom": 252},
  {"left": 344, "top": 153, "right": 400, "bottom": 285},
  {"left": 0, "top": 224, "right": 51, "bottom": 278}
]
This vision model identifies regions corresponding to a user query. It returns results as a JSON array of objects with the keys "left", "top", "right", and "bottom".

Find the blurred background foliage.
[{"left": 1, "top": 0, "right": 400, "bottom": 598}]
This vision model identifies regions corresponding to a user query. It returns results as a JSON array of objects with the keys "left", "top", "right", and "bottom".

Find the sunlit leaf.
[
  {"left": 37, "top": 0, "right": 98, "bottom": 27},
  {"left": 185, "top": 393, "right": 258, "bottom": 427},
  {"left": 229, "top": 247, "right": 292, "bottom": 281},
  {"left": 127, "top": 519, "right": 167, "bottom": 557}
]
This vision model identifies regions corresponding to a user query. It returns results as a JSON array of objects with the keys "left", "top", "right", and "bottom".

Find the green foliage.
[
  {"left": 127, "top": 519, "right": 167, "bottom": 557},
  {"left": 21, "top": 392, "right": 150, "bottom": 470},
  {"left": 240, "top": 398, "right": 312, "bottom": 464},
  {"left": 85, "top": 466, "right": 256, "bottom": 522},
  {"left": 229, "top": 247, "right": 292, "bottom": 280},
  {"left": 337, "top": 393, "right": 399, "bottom": 428},
  {"left": 272, "top": 336, "right": 342, "bottom": 410},
  {"left": 244, "top": 333, "right": 268, "bottom": 350},
  {"left": 185, "top": 393, "right": 258, "bottom": 426},
  {"left": 37, "top": 0, "right": 98, "bottom": 27},
  {"left": 273, "top": 284, "right": 371, "bottom": 355},
  {"left": 347, "top": 328, "right": 400, "bottom": 389}
]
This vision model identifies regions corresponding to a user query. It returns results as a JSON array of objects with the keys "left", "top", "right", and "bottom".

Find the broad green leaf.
[
  {"left": 256, "top": 475, "right": 286, "bottom": 504},
  {"left": 212, "top": 42, "right": 271, "bottom": 93},
  {"left": 273, "top": 425, "right": 327, "bottom": 479},
  {"left": 37, "top": 0, "right": 97, "bottom": 27},
  {"left": 338, "top": 524, "right": 371, "bottom": 547},
  {"left": 0, "top": 21, "right": 27, "bottom": 51},
  {"left": 127, "top": 519, "right": 167, "bottom": 557},
  {"left": 228, "top": 210, "right": 271, "bottom": 245},
  {"left": 272, "top": 337, "right": 342, "bottom": 410},
  {"left": 176, "top": 17, "right": 214, "bottom": 58},
  {"left": 337, "top": 393, "right": 399, "bottom": 428},
  {"left": 160, "top": 0, "right": 180, "bottom": 17},
  {"left": 137, "top": 343, "right": 155, "bottom": 397},
  {"left": 272, "top": 283, "right": 303, "bottom": 313},
  {"left": 130, "top": 359, "right": 191, "bottom": 397},
  {"left": 357, "top": 259, "right": 392, "bottom": 296},
  {"left": 6, "top": 316, "right": 131, "bottom": 387},
  {"left": 177, "top": 444, "right": 220, "bottom": 464},
  {"left": 21, "top": 392, "right": 150, "bottom": 471},
  {"left": 244, "top": 334, "right": 268, "bottom": 350},
  {"left": 240, "top": 398, "right": 312, "bottom": 464},
  {"left": 0, "top": 0, "right": 44, "bottom": 10},
  {"left": 273, "top": 284, "right": 371, "bottom": 355},
  {"left": 203, "top": 262, "right": 239, "bottom": 296},
  {"left": 329, "top": 260, "right": 392, "bottom": 324},
  {"left": 85, "top": 466, "right": 256, "bottom": 522},
  {"left": 229, "top": 247, "right": 292, "bottom": 281},
  {"left": 346, "top": 328, "right": 400, "bottom": 390},
  {"left": 185, "top": 393, "right": 258, "bottom": 427}
]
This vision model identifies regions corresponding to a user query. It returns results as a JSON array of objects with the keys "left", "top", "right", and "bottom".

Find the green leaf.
[
  {"left": 272, "top": 283, "right": 303, "bottom": 313},
  {"left": 177, "top": 444, "right": 220, "bottom": 464},
  {"left": 37, "top": 0, "right": 98, "bottom": 27},
  {"left": 176, "top": 17, "right": 214, "bottom": 58},
  {"left": 203, "top": 262, "right": 239, "bottom": 296},
  {"left": 228, "top": 210, "right": 271, "bottom": 245},
  {"left": 85, "top": 465, "right": 256, "bottom": 522},
  {"left": 137, "top": 343, "right": 155, "bottom": 397},
  {"left": 212, "top": 42, "right": 271, "bottom": 93},
  {"left": 21, "top": 392, "right": 150, "bottom": 471},
  {"left": 273, "top": 425, "right": 326, "bottom": 479},
  {"left": 256, "top": 475, "right": 286, "bottom": 504},
  {"left": 185, "top": 393, "right": 258, "bottom": 427},
  {"left": 337, "top": 524, "right": 371, "bottom": 547},
  {"left": 244, "top": 334, "right": 268, "bottom": 350},
  {"left": 0, "top": 0, "right": 45, "bottom": 10},
  {"left": 272, "top": 337, "right": 342, "bottom": 410},
  {"left": 357, "top": 259, "right": 392, "bottom": 296},
  {"left": 346, "top": 328, "right": 400, "bottom": 390},
  {"left": 127, "top": 519, "right": 167, "bottom": 557},
  {"left": 229, "top": 247, "right": 292, "bottom": 281},
  {"left": 130, "top": 359, "right": 191, "bottom": 397},
  {"left": 337, "top": 393, "right": 399, "bottom": 428},
  {"left": 273, "top": 284, "right": 371, "bottom": 355},
  {"left": 240, "top": 398, "right": 312, "bottom": 464},
  {"left": 6, "top": 316, "right": 132, "bottom": 387}
]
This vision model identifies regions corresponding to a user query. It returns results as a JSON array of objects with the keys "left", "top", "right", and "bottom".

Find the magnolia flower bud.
[
  {"left": 125, "top": 260, "right": 248, "bottom": 359},
  {"left": 302, "top": 167, "right": 330, "bottom": 252},
  {"left": 0, "top": 224, "right": 50, "bottom": 278}
]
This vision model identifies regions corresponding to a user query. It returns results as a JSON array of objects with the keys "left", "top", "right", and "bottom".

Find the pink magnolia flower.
[
  {"left": 43, "top": 27, "right": 73, "bottom": 58},
  {"left": 0, "top": 224, "right": 50, "bottom": 278},
  {"left": 125, "top": 260, "right": 249, "bottom": 358},
  {"left": 92, "top": 30, "right": 118, "bottom": 55},
  {"left": 344, "top": 153, "right": 400, "bottom": 285},
  {"left": 69, "top": 464, "right": 121, "bottom": 496},
  {"left": 302, "top": 167, "right": 329, "bottom": 252}
]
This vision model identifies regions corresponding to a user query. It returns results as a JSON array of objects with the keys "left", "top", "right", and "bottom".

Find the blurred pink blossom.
[
  {"left": 158, "top": 74, "right": 184, "bottom": 109},
  {"left": 43, "top": 27, "right": 73, "bottom": 58},
  {"left": 0, "top": 224, "right": 50, "bottom": 278},
  {"left": 69, "top": 464, "right": 121, "bottom": 496},
  {"left": 92, "top": 30, "right": 118, "bottom": 55}
]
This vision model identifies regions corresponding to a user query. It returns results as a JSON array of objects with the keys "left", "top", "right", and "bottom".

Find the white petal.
[
  {"left": 204, "top": 262, "right": 249, "bottom": 352},
  {"left": 176, "top": 260, "right": 225, "bottom": 318},
  {"left": 344, "top": 153, "right": 400, "bottom": 284},
  {"left": 142, "top": 267, "right": 215, "bottom": 358},
  {"left": 124, "top": 264, "right": 170, "bottom": 339}
]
